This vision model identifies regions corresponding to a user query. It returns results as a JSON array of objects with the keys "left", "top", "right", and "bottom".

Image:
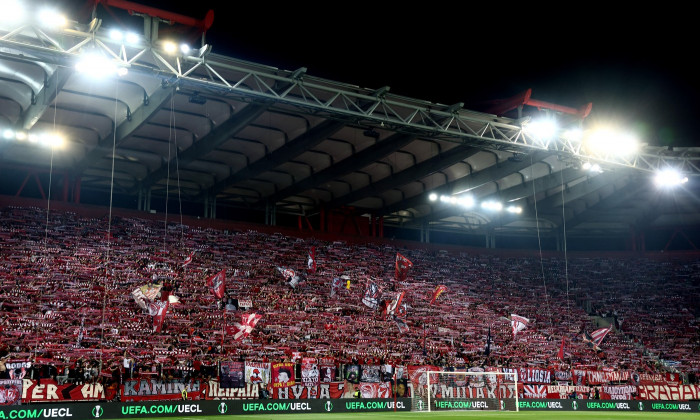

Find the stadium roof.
[{"left": 1, "top": 1, "right": 700, "bottom": 251}]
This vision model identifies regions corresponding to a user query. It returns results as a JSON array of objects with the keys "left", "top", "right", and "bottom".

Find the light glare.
[
  {"left": 585, "top": 128, "right": 639, "bottom": 157},
  {"left": 38, "top": 9, "right": 67, "bottom": 28},
  {"left": 655, "top": 169, "right": 688, "bottom": 187}
]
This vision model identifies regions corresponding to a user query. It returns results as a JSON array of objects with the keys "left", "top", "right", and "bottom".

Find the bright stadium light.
[
  {"left": 1, "top": 0, "right": 25, "bottom": 23},
  {"left": 458, "top": 195, "right": 475, "bottom": 208},
  {"left": 180, "top": 44, "right": 191, "bottom": 55},
  {"left": 481, "top": 201, "right": 503, "bottom": 211},
  {"left": 3, "top": 129, "right": 14, "bottom": 139},
  {"left": 506, "top": 205, "right": 522, "bottom": 214},
  {"left": 109, "top": 29, "right": 124, "bottom": 41},
  {"left": 76, "top": 53, "right": 128, "bottom": 78},
  {"left": 584, "top": 128, "right": 639, "bottom": 157},
  {"left": 38, "top": 8, "right": 67, "bottom": 28},
  {"left": 654, "top": 169, "right": 688, "bottom": 188},
  {"left": 428, "top": 193, "right": 438, "bottom": 201},
  {"left": 125, "top": 32, "right": 140, "bottom": 44},
  {"left": 524, "top": 118, "right": 558, "bottom": 142},
  {"left": 162, "top": 41, "right": 178, "bottom": 55}
]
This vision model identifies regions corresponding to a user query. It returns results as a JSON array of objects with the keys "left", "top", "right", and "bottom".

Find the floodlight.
[
  {"left": 428, "top": 193, "right": 438, "bottom": 201},
  {"left": 125, "top": 32, "right": 139, "bottom": 44},
  {"left": 458, "top": 195, "right": 475, "bottom": 208},
  {"left": 180, "top": 44, "right": 191, "bottom": 54},
  {"left": 584, "top": 128, "right": 639, "bottom": 157},
  {"left": 654, "top": 169, "right": 688, "bottom": 187},
  {"left": 109, "top": 29, "right": 123, "bottom": 41},
  {"left": 162, "top": 41, "right": 178, "bottom": 54},
  {"left": 1, "top": 0, "right": 24, "bottom": 23},
  {"left": 506, "top": 205, "right": 522, "bottom": 214},
  {"left": 15, "top": 131, "right": 26, "bottom": 140},
  {"left": 481, "top": 201, "right": 503, "bottom": 211},
  {"left": 3, "top": 129, "right": 14, "bottom": 139},
  {"left": 524, "top": 118, "right": 558, "bottom": 142},
  {"left": 76, "top": 53, "right": 127, "bottom": 78},
  {"left": 38, "top": 9, "right": 67, "bottom": 28}
]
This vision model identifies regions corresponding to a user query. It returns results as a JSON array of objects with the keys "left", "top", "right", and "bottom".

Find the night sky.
[{"left": 61, "top": 1, "right": 698, "bottom": 149}]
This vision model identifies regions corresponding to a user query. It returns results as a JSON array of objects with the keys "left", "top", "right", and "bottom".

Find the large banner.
[
  {"left": 0, "top": 380, "right": 22, "bottom": 405},
  {"left": 245, "top": 362, "right": 270, "bottom": 385},
  {"left": 121, "top": 379, "right": 204, "bottom": 402},
  {"left": 22, "top": 379, "right": 107, "bottom": 402},
  {"left": 269, "top": 382, "right": 346, "bottom": 399},
  {"left": 637, "top": 384, "right": 700, "bottom": 401},
  {"left": 301, "top": 358, "right": 319, "bottom": 387},
  {"left": 271, "top": 362, "right": 295, "bottom": 388},
  {"left": 502, "top": 367, "right": 551, "bottom": 384},
  {"left": 206, "top": 380, "right": 261, "bottom": 400},
  {"left": 220, "top": 361, "right": 245, "bottom": 389}
]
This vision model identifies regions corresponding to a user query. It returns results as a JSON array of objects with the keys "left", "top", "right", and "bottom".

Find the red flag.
[
  {"left": 557, "top": 337, "right": 565, "bottom": 359},
  {"left": 429, "top": 285, "right": 447, "bottom": 305},
  {"left": 207, "top": 269, "right": 226, "bottom": 299},
  {"left": 183, "top": 251, "right": 195, "bottom": 266},
  {"left": 307, "top": 246, "right": 316, "bottom": 273},
  {"left": 395, "top": 253, "right": 413, "bottom": 281},
  {"left": 226, "top": 313, "right": 262, "bottom": 340},
  {"left": 150, "top": 300, "right": 169, "bottom": 333},
  {"left": 382, "top": 291, "right": 405, "bottom": 317}
]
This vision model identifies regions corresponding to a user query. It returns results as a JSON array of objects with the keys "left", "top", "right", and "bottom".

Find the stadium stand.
[{"left": 1, "top": 201, "right": 697, "bottom": 402}]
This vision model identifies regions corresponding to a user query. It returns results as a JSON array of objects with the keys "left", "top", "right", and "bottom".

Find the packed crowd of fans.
[{"left": 0, "top": 205, "right": 698, "bottom": 391}]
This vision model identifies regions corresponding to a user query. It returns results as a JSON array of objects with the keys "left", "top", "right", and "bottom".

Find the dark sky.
[{"left": 66, "top": 1, "right": 699, "bottom": 148}]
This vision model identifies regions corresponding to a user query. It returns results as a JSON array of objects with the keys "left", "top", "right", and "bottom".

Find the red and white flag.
[
  {"left": 183, "top": 251, "right": 195, "bottom": 266},
  {"left": 590, "top": 325, "right": 612, "bottom": 347},
  {"left": 395, "top": 253, "right": 413, "bottom": 281},
  {"left": 383, "top": 291, "right": 406, "bottom": 317},
  {"left": 429, "top": 285, "right": 447, "bottom": 305},
  {"left": 511, "top": 314, "right": 530, "bottom": 337},
  {"left": 150, "top": 300, "right": 170, "bottom": 333},
  {"left": 226, "top": 313, "right": 262, "bottom": 341},
  {"left": 206, "top": 269, "right": 226, "bottom": 299},
  {"left": 307, "top": 246, "right": 316, "bottom": 273}
]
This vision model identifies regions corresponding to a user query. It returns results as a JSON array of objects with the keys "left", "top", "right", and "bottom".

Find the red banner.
[
  {"left": 637, "top": 385, "right": 700, "bottom": 401},
  {"left": 271, "top": 362, "right": 295, "bottom": 388},
  {"left": 21, "top": 379, "right": 109, "bottom": 402},
  {"left": 502, "top": 367, "right": 551, "bottom": 384}
]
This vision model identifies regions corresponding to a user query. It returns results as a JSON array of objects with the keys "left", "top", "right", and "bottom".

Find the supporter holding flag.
[
  {"left": 307, "top": 246, "right": 316, "bottom": 273},
  {"left": 395, "top": 253, "right": 413, "bottom": 282},
  {"left": 429, "top": 285, "right": 447, "bottom": 305},
  {"left": 591, "top": 325, "right": 613, "bottom": 346},
  {"left": 206, "top": 269, "right": 226, "bottom": 299},
  {"left": 582, "top": 324, "right": 613, "bottom": 351},
  {"left": 382, "top": 291, "right": 406, "bottom": 317},
  {"left": 330, "top": 276, "right": 343, "bottom": 297},
  {"left": 226, "top": 313, "right": 262, "bottom": 341},
  {"left": 183, "top": 250, "right": 195, "bottom": 267},
  {"left": 511, "top": 314, "right": 530, "bottom": 337},
  {"left": 361, "top": 281, "right": 381, "bottom": 309},
  {"left": 150, "top": 300, "right": 169, "bottom": 333},
  {"left": 275, "top": 266, "right": 301, "bottom": 289}
]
